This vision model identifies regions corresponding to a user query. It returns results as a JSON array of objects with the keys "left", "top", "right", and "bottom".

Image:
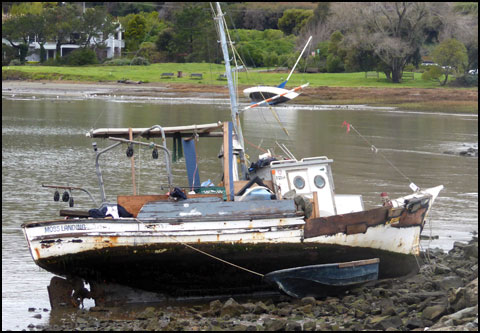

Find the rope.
[
  {"left": 134, "top": 218, "right": 265, "bottom": 278},
  {"left": 348, "top": 124, "right": 415, "bottom": 185}
]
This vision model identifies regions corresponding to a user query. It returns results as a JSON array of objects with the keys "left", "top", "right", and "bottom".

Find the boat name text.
[{"left": 44, "top": 224, "right": 87, "bottom": 233}]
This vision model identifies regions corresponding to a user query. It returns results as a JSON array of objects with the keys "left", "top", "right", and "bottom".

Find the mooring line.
[
  {"left": 134, "top": 218, "right": 265, "bottom": 278},
  {"left": 347, "top": 123, "right": 415, "bottom": 186}
]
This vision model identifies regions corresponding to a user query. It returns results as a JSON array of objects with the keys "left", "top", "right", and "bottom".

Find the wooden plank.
[
  {"left": 312, "top": 192, "right": 319, "bottom": 218},
  {"left": 338, "top": 258, "right": 379, "bottom": 268}
]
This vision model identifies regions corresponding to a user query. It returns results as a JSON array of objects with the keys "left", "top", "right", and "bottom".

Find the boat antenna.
[{"left": 214, "top": 2, "right": 248, "bottom": 179}]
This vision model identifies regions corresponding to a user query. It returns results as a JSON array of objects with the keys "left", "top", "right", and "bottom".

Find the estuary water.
[{"left": 2, "top": 95, "right": 478, "bottom": 330}]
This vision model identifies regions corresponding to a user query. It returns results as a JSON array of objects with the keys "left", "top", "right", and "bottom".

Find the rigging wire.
[
  {"left": 134, "top": 217, "right": 265, "bottom": 278},
  {"left": 223, "top": 11, "right": 292, "bottom": 142}
]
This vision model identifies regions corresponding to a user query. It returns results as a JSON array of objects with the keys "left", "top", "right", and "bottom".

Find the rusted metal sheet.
[
  {"left": 304, "top": 206, "right": 389, "bottom": 238},
  {"left": 395, "top": 207, "right": 427, "bottom": 227},
  {"left": 346, "top": 223, "right": 367, "bottom": 235},
  {"left": 394, "top": 197, "right": 430, "bottom": 228},
  {"left": 137, "top": 199, "right": 299, "bottom": 221}
]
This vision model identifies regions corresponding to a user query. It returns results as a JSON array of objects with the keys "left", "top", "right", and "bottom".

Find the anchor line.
[
  {"left": 134, "top": 218, "right": 265, "bottom": 278},
  {"left": 346, "top": 123, "right": 415, "bottom": 186}
]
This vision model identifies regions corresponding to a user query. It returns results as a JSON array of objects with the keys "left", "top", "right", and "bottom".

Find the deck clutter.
[{"left": 21, "top": 2, "right": 444, "bottom": 307}]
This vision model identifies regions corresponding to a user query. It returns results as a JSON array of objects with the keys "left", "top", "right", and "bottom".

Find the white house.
[{"left": 3, "top": 26, "right": 124, "bottom": 62}]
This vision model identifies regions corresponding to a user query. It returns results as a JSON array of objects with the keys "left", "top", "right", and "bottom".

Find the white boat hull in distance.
[{"left": 243, "top": 86, "right": 299, "bottom": 105}]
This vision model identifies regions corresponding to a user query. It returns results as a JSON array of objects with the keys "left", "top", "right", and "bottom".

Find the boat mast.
[
  {"left": 278, "top": 36, "right": 312, "bottom": 88},
  {"left": 214, "top": 2, "right": 248, "bottom": 180}
]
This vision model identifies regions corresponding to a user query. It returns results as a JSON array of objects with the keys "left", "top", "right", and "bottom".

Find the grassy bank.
[
  {"left": 3, "top": 63, "right": 477, "bottom": 113},
  {"left": 2, "top": 63, "right": 457, "bottom": 89}
]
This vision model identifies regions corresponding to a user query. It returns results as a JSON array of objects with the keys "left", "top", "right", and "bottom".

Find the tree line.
[{"left": 2, "top": 2, "right": 478, "bottom": 85}]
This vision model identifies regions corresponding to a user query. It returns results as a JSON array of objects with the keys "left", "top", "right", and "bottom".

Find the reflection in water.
[{"left": 2, "top": 98, "right": 477, "bottom": 330}]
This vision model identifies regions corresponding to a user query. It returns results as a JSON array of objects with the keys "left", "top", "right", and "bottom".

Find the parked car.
[{"left": 468, "top": 69, "right": 478, "bottom": 75}]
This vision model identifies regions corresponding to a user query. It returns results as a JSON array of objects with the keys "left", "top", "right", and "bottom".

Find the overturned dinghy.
[{"left": 264, "top": 258, "right": 380, "bottom": 298}]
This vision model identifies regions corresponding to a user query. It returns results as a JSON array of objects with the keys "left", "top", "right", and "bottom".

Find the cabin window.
[
  {"left": 293, "top": 176, "right": 305, "bottom": 189},
  {"left": 314, "top": 175, "right": 326, "bottom": 189}
]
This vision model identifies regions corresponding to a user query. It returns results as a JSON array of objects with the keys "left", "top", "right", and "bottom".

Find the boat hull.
[
  {"left": 33, "top": 241, "right": 413, "bottom": 296},
  {"left": 23, "top": 217, "right": 419, "bottom": 296},
  {"left": 243, "top": 86, "right": 299, "bottom": 105}
]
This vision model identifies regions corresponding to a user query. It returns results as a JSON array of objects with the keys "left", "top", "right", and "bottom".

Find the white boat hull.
[{"left": 243, "top": 86, "right": 299, "bottom": 105}]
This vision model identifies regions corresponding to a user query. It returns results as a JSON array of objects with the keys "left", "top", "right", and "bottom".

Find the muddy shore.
[
  {"left": 2, "top": 80, "right": 478, "bottom": 112},
  {"left": 26, "top": 236, "right": 478, "bottom": 331}
]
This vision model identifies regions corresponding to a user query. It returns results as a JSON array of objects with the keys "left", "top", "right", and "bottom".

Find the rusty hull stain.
[{"left": 304, "top": 204, "right": 426, "bottom": 239}]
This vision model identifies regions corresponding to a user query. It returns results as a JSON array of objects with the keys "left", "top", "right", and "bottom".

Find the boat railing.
[
  {"left": 91, "top": 125, "right": 174, "bottom": 204},
  {"left": 107, "top": 136, "right": 173, "bottom": 190}
]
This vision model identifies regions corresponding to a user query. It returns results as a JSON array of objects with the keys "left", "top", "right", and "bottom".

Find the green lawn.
[{"left": 2, "top": 63, "right": 455, "bottom": 89}]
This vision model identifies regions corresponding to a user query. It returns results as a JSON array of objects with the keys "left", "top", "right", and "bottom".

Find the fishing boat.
[
  {"left": 243, "top": 36, "right": 312, "bottom": 106},
  {"left": 22, "top": 3, "right": 443, "bottom": 304}
]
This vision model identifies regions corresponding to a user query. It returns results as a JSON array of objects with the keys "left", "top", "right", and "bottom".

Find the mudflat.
[{"left": 2, "top": 80, "right": 477, "bottom": 112}]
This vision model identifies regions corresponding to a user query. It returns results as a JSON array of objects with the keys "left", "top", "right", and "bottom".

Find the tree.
[
  {"left": 278, "top": 9, "right": 313, "bottom": 36},
  {"left": 45, "top": 4, "right": 81, "bottom": 59},
  {"left": 2, "top": 13, "right": 38, "bottom": 63},
  {"left": 171, "top": 3, "right": 215, "bottom": 62},
  {"left": 155, "top": 27, "right": 176, "bottom": 60},
  {"left": 338, "top": 2, "right": 435, "bottom": 83},
  {"left": 326, "top": 31, "right": 346, "bottom": 72},
  {"left": 124, "top": 14, "right": 147, "bottom": 52},
  {"left": 432, "top": 38, "right": 468, "bottom": 86},
  {"left": 79, "top": 7, "right": 119, "bottom": 50}
]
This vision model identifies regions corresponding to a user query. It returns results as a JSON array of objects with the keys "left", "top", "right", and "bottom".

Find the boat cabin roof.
[{"left": 271, "top": 156, "right": 334, "bottom": 169}]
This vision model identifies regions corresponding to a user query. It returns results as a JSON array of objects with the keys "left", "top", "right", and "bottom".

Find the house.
[{"left": 2, "top": 26, "right": 124, "bottom": 62}]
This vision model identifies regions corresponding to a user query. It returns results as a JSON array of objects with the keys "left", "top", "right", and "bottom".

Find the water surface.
[{"left": 2, "top": 96, "right": 477, "bottom": 330}]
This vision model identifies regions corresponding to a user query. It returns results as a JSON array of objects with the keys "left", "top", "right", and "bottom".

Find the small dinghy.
[{"left": 264, "top": 258, "right": 380, "bottom": 298}]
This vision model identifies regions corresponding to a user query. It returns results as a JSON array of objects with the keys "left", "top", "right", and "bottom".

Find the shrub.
[
  {"left": 449, "top": 74, "right": 478, "bottom": 87},
  {"left": 264, "top": 52, "right": 279, "bottom": 68},
  {"left": 421, "top": 66, "right": 443, "bottom": 83},
  {"left": 130, "top": 56, "right": 150, "bottom": 65},
  {"left": 43, "top": 57, "right": 63, "bottom": 66},
  {"left": 65, "top": 48, "right": 98, "bottom": 66},
  {"left": 8, "top": 59, "right": 22, "bottom": 66},
  {"left": 326, "top": 54, "right": 344, "bottom": 73},
  {"left": 103, "top": 58, "right": 133, "bottom": 66}
]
